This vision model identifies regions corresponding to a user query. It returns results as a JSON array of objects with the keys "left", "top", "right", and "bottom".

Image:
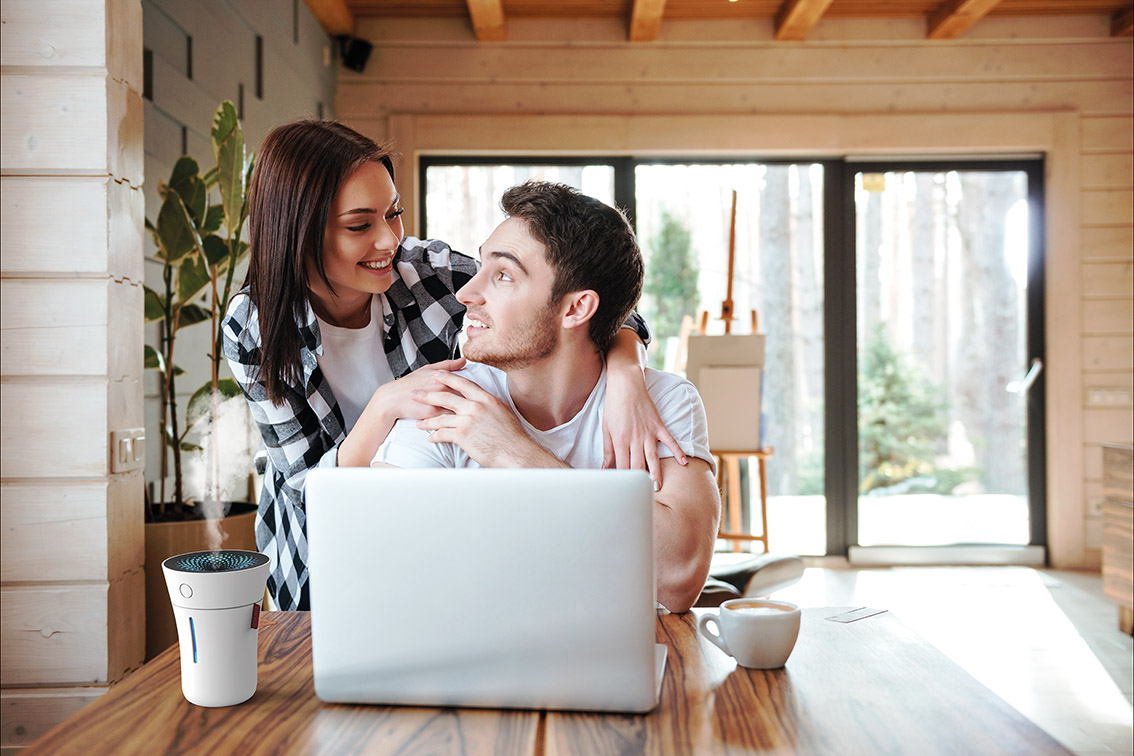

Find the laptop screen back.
[{"left": 305, "top": 467, "right": 661, "bottom": 712}]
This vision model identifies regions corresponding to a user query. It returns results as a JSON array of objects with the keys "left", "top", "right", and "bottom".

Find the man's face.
[{"left": 457, "top": 217, "right": 560, "bottom": 370}]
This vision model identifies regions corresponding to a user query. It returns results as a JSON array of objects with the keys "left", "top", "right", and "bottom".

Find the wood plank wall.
[
  {"left": 0, "top": 0, "right": 145, "bottom": 750},
  {"left": 336, "top": 14, "right": 1133, "bottom": 569},
  {"left": 140, "top": 0, "right": 336, "bottom": 499}
]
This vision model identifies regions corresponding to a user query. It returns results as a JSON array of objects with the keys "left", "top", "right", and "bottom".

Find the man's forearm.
[
  {"left": 492, "top": 439, "right": 570, "bottom": 469},
  {"left": 652, "top": 458, "right": 720, "bottom": 613}
]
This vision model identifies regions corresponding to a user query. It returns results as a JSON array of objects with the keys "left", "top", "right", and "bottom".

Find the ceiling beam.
[
  {"left": 774, "top": 0, "right": 836, "bottom": 41},
  {"left": 926, "top": 0, "right": 1003, "bottom": 40},
  {"left": 629, "top": 0, "right": 667, "bottom": 42},
  {"left": 1112, "top": 6, "right": 1134, "bottom": 36},
  {"left": 467, "top": 0, "right": 507, "bottom": 41},
  {"left": 303, "top": 0, "right": 354, "bottom": 37}
]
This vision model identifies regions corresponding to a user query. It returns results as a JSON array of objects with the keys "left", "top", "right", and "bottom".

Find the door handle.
[{"left": 1006, "top": 358, "right": 1043, "bottom": 394}]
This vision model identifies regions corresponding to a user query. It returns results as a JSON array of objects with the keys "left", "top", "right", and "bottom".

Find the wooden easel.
[{"left": 699, "top": 190, "right": 773, "bottom": 554}]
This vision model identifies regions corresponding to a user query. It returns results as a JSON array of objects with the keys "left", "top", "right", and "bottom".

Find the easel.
[{"left": 697, "top": 190, "right": 774, "bottom": 554}]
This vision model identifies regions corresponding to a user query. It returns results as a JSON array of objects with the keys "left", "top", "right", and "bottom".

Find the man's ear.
[{"left": 560, "top": 290, "right": 599, "bottom": 332}]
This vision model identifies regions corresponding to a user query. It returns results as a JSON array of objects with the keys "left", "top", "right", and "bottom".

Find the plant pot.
[{"left": 143, "top": 504, "right": 257, "bottom": 661}]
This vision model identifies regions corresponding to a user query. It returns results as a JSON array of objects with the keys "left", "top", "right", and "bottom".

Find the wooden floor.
[{"left": 769, "top": 565, "right": 1134, "bottom": 756}]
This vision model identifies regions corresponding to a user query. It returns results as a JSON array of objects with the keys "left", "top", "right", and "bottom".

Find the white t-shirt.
[
  {"left": 314, "top": 295, "right": 394, "bottom": 432},
  {"left": 372, "top": 361, "right": 715, "bottom": 473}
]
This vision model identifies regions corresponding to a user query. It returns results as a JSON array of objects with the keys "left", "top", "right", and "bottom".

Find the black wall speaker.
[{"left": 337, "top": 36, "right": 372, "bottom": 73}]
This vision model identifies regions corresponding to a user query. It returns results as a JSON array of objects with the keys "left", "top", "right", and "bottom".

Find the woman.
[{"left": 223, "top": 120, "right": 683, "bottom": 611}]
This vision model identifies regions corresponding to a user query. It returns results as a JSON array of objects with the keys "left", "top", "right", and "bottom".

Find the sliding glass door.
[{"left": 845, "top": 162, "right": 1046, "bottom": 559}]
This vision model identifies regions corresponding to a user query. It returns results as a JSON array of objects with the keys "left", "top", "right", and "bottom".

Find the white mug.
[{"left": 698, "top": 598, "right": 801, "bottom": 669}]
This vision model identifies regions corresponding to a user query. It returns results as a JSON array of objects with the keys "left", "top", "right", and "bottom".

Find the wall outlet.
[{"left": 110, "top": 428, "right": 145, "bottom": 473}]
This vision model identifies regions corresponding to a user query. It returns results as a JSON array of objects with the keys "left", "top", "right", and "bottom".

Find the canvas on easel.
[{"left": 685, "top": 332, "right": 764, "bottom": 451}]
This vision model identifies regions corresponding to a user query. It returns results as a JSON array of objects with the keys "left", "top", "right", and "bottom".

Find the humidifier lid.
[{"left": 164, "top": 550, "right": 269, "bottom": 574}]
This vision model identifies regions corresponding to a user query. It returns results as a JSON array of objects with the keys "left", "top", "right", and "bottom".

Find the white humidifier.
[{"left": 162, "top": 549, "right": 270, "bottom": 707}]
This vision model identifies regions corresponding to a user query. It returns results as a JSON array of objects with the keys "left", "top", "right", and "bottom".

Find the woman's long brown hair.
[{"left": 244, "top": 120, "right": 395, "bottom": 405}]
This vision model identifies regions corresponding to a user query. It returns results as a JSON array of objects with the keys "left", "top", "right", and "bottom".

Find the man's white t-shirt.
[
  {"left": 314, "top": 295, "right": 394, "bottom": 432},
  {"left": 371, "top": 361, "right": 715, "bottom": 473}
]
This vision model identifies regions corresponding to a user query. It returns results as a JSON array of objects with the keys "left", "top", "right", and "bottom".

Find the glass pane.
[
  {"left": 635, "top": 163, "right": 826, "bottom": 555},
  {"left": 423, "top": 164, "right": 615, "bottom": 257},
  {"left": 855, "top": 170, "right": 1031, "bottom": 546}
]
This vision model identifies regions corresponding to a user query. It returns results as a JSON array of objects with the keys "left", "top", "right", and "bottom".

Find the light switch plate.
[{"left": 110, "top": 428, "right": 145, "bottom": 473}]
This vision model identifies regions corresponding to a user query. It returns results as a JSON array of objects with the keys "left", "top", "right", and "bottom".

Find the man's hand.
[{"left": 412, "top": 372, "right": 564, "bottom": 469}]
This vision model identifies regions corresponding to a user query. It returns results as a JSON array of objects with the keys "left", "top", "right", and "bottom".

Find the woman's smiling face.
[{"left": 307, "top": 160, "right": 404, "bottom": 323}]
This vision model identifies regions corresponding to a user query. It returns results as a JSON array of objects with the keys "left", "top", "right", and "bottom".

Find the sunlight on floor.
[{"left": 772, "top": 566, "right": 1134, "bottom": 756}]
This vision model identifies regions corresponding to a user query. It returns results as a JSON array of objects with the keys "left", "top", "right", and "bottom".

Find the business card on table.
[{"left": 824, "top": 607, "right": 888, "bottom": 623}]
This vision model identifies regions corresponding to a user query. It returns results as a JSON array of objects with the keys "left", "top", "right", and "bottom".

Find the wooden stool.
[{"left": 713, "top": 448, "right": 773, "bottom": 553}]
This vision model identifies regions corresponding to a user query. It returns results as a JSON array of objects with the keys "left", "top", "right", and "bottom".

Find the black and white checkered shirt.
[{"left": 222, "top": 237, "right": 478, "bottom": 611}]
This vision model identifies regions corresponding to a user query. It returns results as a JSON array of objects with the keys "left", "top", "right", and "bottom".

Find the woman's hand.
[
  {"left": 376, "top": 358, "right": 466, "bottom": 421},
  {"left": 603, "top": 359, "right": 688, "bottom": 491},
  {"left": 337, "top": 358, "right": 465, "bottom": 466}
]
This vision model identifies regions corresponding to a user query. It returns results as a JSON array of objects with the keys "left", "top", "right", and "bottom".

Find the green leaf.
[
  {"left": 177, "top": 303, "right": 210, "bottom": 329},
  {"left": 169, "top": 157, "right": 206, "bottom": 225},
  {"left": 186, "top": 382, "right": 213, "bottom": 430},
  {"left": 144, "top": 216, "right": 160, "bottom": 248},
  {"left": 176, "top": 253, "right": 210, "bottom": 304},
  {"left": 171, "top": 364, "right": 186, "bottom": 377},
  {"left": 211, "top": 101, "right": 239, "bottom": 159},
  {"left": 144, "top": 344, "right": 165, "bottom": 372},
  {"left": 202, "top": 234, "right": 229, "bottom": 267},
  {"left": 169, "top": 156, "right": 200, "bottom": 188},
  {"left": 212, "top": 101, "right": 246, "bottom": 234},
  {"left": 154, "top": 192, "right": 199, "bottom": 264},
  {"left": 215, "top": 378, "right": 242, "bottom": 401},
  {"left": 180, "top": 441, "right": 204, "bottom": 453},
  {"left": 202, "top": 165, "right": 219, "bottom": 189},
  {"left": 143, "top": 286, "right": 166, "bottom": 322},
  {"left": 163, "top": 424, "right": 177, "bottom": 448},
  {"left": 203, "top": 204, "right": 225, "bottom": 234},
  {"left": 241, "top": 153, "right": 256, "bottom": 223}
]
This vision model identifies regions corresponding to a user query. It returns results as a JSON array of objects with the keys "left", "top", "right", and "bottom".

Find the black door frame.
[{"left": 833, "top": 159, "right": 1047, "bottom": 557}]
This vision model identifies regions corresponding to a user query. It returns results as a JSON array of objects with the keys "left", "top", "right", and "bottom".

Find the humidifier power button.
[{"left": 179, "top": 584, "right": 193, "bottom": 599}]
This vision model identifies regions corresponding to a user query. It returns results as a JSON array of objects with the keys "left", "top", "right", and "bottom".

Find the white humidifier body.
[{"left": 162, "top": 550, "right": 270, "bottom": 707}]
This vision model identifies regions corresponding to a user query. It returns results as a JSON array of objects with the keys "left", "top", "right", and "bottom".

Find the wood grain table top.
[{"left": 25, "top": 607, "right": 1072, "bottom": 756}]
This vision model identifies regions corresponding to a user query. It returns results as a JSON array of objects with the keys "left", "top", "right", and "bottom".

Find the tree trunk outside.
[{"left": 760, "top": 166, "right": 796, "bottom": 495}]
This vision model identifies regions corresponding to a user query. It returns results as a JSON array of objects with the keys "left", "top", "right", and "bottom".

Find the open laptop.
[{"left": 305, "top": 467, "right": 666, "bottom": 713}]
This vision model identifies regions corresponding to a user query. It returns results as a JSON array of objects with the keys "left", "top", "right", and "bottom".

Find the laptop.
[{"left": 305, "top": 467, "right": 666, "bottom": 713}]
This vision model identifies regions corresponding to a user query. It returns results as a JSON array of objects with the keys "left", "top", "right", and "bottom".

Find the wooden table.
[{"left": 25, "top": 609, "right": 1072, "bottom": 756}]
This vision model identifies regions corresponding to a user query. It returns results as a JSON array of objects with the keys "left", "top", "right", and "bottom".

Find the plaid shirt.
[{"left": 222, "top": 237, "right": 478, "bottom": 610}]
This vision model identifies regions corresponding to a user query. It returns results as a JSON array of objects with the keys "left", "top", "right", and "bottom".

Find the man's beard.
[{"left": 464, "top": 300, "right": 559, "bottom": 371}]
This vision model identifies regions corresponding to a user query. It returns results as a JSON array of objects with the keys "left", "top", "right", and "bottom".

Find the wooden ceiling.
[{"left": 305, "top": 0, "right": 1134, "bottom": 41}]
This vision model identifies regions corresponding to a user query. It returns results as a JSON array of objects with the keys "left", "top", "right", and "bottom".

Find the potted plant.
[{"left": 142, "top": 100, "right": 259, "bottom": 659}]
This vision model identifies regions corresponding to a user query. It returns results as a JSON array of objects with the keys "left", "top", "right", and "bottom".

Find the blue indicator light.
[{"left": 190, "top": 616, "right": 197, "bottom": 663}]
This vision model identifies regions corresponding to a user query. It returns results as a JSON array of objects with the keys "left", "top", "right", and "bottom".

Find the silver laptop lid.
[{"left": 306, "top": 467, "right": 661, "bottom": 713}]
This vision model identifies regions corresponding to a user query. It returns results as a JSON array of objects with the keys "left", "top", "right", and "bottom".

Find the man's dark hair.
[{"left": 500, "top": 181, "right": 643, "bottom": 353}]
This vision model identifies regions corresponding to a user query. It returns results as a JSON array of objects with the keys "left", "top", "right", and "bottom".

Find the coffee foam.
[{"left": 725, "top": 601, "right": 794, "bottom": 616}]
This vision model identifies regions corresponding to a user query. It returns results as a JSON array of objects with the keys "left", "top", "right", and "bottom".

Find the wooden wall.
[
  {"left": 336, "top": 14, "right": 1133, "bottom": 569},
  {"left": 0, "top": 0, "right": 145, "bottom": 749},
  {"left": 141, "top": 0, "right": 336, "bottom": 499}
]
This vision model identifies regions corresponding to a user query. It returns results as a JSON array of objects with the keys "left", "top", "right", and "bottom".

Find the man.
[{"left": 371, "top": 181, "right": 720, "bottom": 613}]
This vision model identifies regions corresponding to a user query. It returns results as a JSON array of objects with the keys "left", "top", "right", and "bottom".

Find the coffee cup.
[{"left": 698, "top": 598, "right": 801, "bottom": 669}]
